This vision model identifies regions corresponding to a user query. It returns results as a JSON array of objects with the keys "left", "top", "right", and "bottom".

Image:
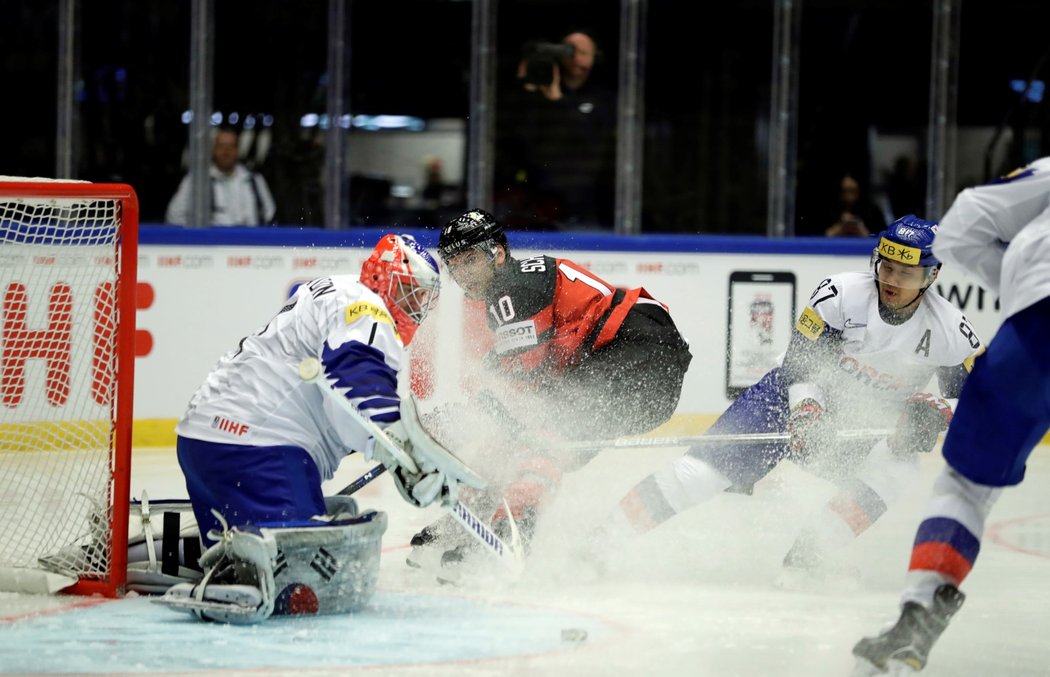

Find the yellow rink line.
[{"left": 128, "top": 416, "right": 726, "bottom": 449}]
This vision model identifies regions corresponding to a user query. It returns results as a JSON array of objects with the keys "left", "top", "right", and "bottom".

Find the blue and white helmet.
[
  {"left": 873, "top": 214, "right": 940, "bottom": 267},
  {"left": 870, "top": 214, "right": 941, "bottom": 290}
]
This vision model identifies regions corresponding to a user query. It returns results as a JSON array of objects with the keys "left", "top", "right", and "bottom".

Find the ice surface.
[{"left": 1, "top": 444, "right": 1048, "bottom": 676}]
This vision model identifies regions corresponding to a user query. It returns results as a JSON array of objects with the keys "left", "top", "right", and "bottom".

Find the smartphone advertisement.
[{"left": 725, "top": 271, "right": 797, "bottom": 398}]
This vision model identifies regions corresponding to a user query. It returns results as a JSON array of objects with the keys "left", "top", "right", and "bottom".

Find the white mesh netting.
[{"left": 0, "top": 185, "right": 125, "bottom": 588}]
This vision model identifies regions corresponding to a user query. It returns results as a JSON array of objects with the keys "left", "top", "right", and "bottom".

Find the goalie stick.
[
  {"left": 298, "top": 358, "right": 525, "bottom": 575},
  {"left": 337, "top": 463, "right": 387, "bottom": 496}
]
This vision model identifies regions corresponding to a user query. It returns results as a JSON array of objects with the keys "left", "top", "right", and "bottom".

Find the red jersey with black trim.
[{"left": 482, "top": 254, "right": 663, "bottom": 377}]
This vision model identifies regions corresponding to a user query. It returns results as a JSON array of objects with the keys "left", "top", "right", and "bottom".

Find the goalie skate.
[{"left": 157, "top": 582, "right": 267, "bottom": 624}]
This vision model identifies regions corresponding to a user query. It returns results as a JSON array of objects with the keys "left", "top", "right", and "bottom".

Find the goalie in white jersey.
[
  {"left": 855, "top": 160, "right": 1050, "bottom": 674},
  {"left": 175, "top": 233, "right": 453, "bottom": 538},
  {"left": 160, "top": 233, "right": 464, "bottom": 623},
  {"left": 599, "top": 215, "right": 983, "bottom": 582}
]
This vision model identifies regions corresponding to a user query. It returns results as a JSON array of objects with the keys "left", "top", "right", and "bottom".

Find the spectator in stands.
[
  {"left": 165, "top": 125, "right": 276, "bottom": 227},
  {"left": 885, "top": 154, "right": 925, "bottom": 218},
  {"left": 824, "top": 171, "right": 887, "bottom": 237},
  {"left": 494, "top": 29, "right": 616, "bottom": 230}
]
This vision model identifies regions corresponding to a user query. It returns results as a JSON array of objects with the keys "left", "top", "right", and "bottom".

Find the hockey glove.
[
  {"left": 372, "top": 421, "right": 460, "bottom": 509},
  {"left": 388, "top": 462, "right": 460, "bottom": 509},
  {"left": 889, "top": 393, "right": 953, "bottom": 456},
  {"left": 787, "top": 398, "right": 826, "bottom": 459}
]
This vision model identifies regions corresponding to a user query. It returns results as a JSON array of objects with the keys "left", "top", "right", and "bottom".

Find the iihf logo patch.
[{"left": 274, "top": 583, "right": 319, "bottom": 616}]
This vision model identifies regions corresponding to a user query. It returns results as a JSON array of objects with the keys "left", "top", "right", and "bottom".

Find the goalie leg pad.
[
  {"left": 155, "top": 510, "right": 389, "bottom": 623},
  {"left": 323, "top": 495, "right": 359, "bottom": 520},
  {"left": 265, "top": 510, "right": 388, "bottom": 616}
]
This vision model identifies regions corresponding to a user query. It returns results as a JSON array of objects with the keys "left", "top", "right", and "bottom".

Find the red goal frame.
[{"left": 0, "top": 181, "right": 138, "bottom": 597}]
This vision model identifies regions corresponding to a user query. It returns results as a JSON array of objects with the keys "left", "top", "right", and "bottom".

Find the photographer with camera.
[
  {"left": 494, "top": 29, "right": 616, "bottom": 230},
  {"left": 518, "top": 32, "right": 594, "bottom": 100}
]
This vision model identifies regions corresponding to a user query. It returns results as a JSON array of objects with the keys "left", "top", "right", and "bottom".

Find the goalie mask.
[
  {"left": 360, "top": 234, "right": 440, "bottom": 345},
  {"left": 870, "top": 214, "right": 941, "bottom": 292}
]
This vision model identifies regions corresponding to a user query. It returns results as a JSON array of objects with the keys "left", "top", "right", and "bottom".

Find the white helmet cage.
[{"left": 387, "top": 235, "right": 441, "bottom": 325}]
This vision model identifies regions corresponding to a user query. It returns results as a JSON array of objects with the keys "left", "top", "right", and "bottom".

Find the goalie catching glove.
[
  {"left": 366, "top": 394, "right": 487, "bottom": 509},
  {"left": 371, "top": 420, "right": 458, "bottom": 508},
  {"left": 889, "top": 392, "right": 953, "bottom": 456}
]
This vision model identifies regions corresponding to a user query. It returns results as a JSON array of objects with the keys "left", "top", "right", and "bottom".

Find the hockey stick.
[
  {"left": 477, "top": 387, "right": 893, "bottom": 450},
  {"left": 336, "top": 463, "right": 387, "bottom": 496},
  {"left": 562, "top": 428, "right": 896, "bottom": 452},
  {"left": 298, "top": 358, "right": 525, "bottom": 575}
]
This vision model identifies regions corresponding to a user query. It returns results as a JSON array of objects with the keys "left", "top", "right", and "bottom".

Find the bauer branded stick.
[
  {"left": 298, "top": 358, "right": 525, "bottom": 575},
  {"left": 477, "top": 387, "right": 893, "bottom": 451},
  {"left": 563, "top": 428, "right": 897, "bottom": 452}
]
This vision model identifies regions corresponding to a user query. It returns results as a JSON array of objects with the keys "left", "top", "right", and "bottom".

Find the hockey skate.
[
  {"left": 405, "top": 495, "right": 526, "bottom": 585},
  {"left": 405, "top": 513, "right": 478, "bottom": 580},
  {"left": 851, "top": 584, "right": 964, "bottom": 675},
  {"left": 775, "top": 537, "right": 860, "bottom": 593}
]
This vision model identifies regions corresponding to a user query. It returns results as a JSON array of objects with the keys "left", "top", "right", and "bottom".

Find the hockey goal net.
[{"left": 0, "top": 178, "right": 138, "bottom": 597}]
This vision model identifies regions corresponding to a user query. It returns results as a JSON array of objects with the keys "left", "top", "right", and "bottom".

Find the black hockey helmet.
[{"left": 438, "top": 208, "right": 509, "bottom": 261}]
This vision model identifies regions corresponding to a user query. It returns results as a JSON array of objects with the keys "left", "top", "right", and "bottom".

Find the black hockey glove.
[{"left": 889, "top": 393, "right": 953, "bottom": 456}]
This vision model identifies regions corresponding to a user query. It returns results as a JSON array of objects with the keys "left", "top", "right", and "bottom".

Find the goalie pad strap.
[{"left": 162, "top": 512, "right": 180, "bottom": 577}]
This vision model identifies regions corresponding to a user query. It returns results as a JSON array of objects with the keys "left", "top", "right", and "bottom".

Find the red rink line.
[
  {"left": 0, "top": 596, "right": 112, "bottom": 623},
  {"left": 984, "top": 512, "right": 1050, "bottom": 560}
]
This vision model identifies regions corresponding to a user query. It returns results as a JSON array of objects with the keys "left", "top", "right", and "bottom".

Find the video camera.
[{"left": 521, "top": 41, "right": 575, "bottom": 87}]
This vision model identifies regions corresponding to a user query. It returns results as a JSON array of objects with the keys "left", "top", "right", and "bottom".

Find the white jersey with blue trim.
[
  {"left": 788, "top": 271, "right": 982, "bottom": 424},
  {"left": 175, "top": 274, "right": 404, "bottom": 480},
  {"left": 934, "top": 156, "right": 1050, "bottom": 319}
]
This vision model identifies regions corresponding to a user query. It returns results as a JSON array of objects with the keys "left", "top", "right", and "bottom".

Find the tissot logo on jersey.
[
  {"left": 494, "top": 319, "right": 538, "bottom": 354},
  {"left": 212, "top": 415, "right": 249, "bottom": 437}
]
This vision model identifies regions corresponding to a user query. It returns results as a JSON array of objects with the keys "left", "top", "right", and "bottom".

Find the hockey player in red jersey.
[{"left": 407, "top": 208, "right": 693, "bottom": 573}]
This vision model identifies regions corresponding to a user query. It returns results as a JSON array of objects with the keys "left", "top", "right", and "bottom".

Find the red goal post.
[{"left": 0, "top": 178, "right": 138, "bottom": 597}]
